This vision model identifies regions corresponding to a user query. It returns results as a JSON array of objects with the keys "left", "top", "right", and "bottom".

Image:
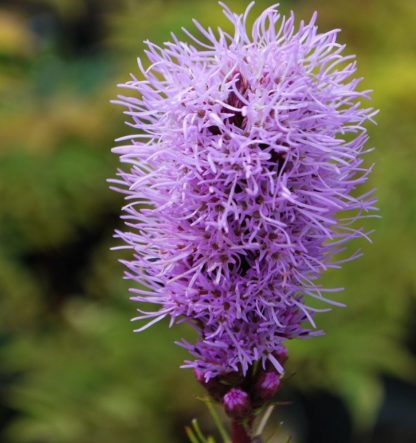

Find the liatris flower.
[{"left": 111, "top": 0, "right": 376, "bottom": 424}]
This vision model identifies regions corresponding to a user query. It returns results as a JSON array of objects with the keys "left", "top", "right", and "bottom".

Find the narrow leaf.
[
  {"left": 186, "top": 426, "right": 201, "bottom": 443},
  {"left": 192, "top": 418, "right": 207, "bottom": 443}
]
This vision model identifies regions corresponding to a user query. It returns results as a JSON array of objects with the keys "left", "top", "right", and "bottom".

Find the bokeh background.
[{"left": 0, "top": 0, "right": 415, "bottom": 442}]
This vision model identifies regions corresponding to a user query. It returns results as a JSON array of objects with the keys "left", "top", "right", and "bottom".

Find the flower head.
[{"left": 111, "top": 2, "right": 376, "bottom": 380}]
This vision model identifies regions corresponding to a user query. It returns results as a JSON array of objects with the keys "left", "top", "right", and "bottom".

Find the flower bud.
[
  {"left": 252, "top": 371, "right": 281, "bottom": 406},
  {"left": 223, "top": 388, "right": 251, "bottom": 419}
]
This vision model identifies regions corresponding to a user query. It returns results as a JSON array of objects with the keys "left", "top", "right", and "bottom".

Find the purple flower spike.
[
  {"left": 111, "top": 2, "right": 377, "bottom": 381},
  {"left": 224, "top": 388, "right": 251, "bottom": 419}
]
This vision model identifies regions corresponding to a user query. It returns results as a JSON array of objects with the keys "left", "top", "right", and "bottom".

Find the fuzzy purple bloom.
[{"left": 111, "top": 3, "right": 377, "bottom": 381}]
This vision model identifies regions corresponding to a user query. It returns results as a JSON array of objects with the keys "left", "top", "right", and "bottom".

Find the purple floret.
[{"left": 110, "top": 2, "right": 377, "bottom": 380}]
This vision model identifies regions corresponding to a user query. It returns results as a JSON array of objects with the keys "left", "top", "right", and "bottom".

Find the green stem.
[
  {"left": 192, "top": 418, "right": 207, "bottom": 442},
  {"left": 205, "top": 398, "right": 230, "bottom": 443}
]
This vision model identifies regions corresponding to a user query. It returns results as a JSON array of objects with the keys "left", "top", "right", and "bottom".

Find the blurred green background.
[{"left": 0, "top": 0, "right": 415, "bottom": 442}]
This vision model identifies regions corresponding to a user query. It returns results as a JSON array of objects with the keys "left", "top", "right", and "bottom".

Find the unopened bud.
[
  {"left": 253, "top": 371, "right": 281, "bottom": 405},
  {"left": 223, "top": 388, "right": 251, "bottom": 419}
]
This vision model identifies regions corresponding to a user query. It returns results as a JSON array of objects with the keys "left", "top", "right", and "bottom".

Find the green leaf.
[
  {"left": 191, "top": 419, "right": 207, "bottom": 443},
  {"left": 198, "top": 397, "right": 230, "bottom": 443},
  {"left": 185, "top": 427, "right": 201, "bottom": 443}
]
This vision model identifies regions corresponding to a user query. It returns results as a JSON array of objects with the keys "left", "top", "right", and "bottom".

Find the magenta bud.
[
  {"left": 253, "top": 371, "right": 281, "bottom": 405},
  {"left": 194, "top": 368, "right": 227, "bottom": 401},
  {"left": 223, "top": 388, "right": 251, "bottom": 419}
]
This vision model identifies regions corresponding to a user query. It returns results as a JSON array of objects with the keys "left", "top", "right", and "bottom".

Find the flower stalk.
[{"left": 231, "top": 420, "right": 252, "bottom": 443}]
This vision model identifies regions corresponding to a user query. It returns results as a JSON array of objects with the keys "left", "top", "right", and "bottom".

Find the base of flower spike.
[{"left": 195, "top": 353, "right": 287, "bottom": 442}]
